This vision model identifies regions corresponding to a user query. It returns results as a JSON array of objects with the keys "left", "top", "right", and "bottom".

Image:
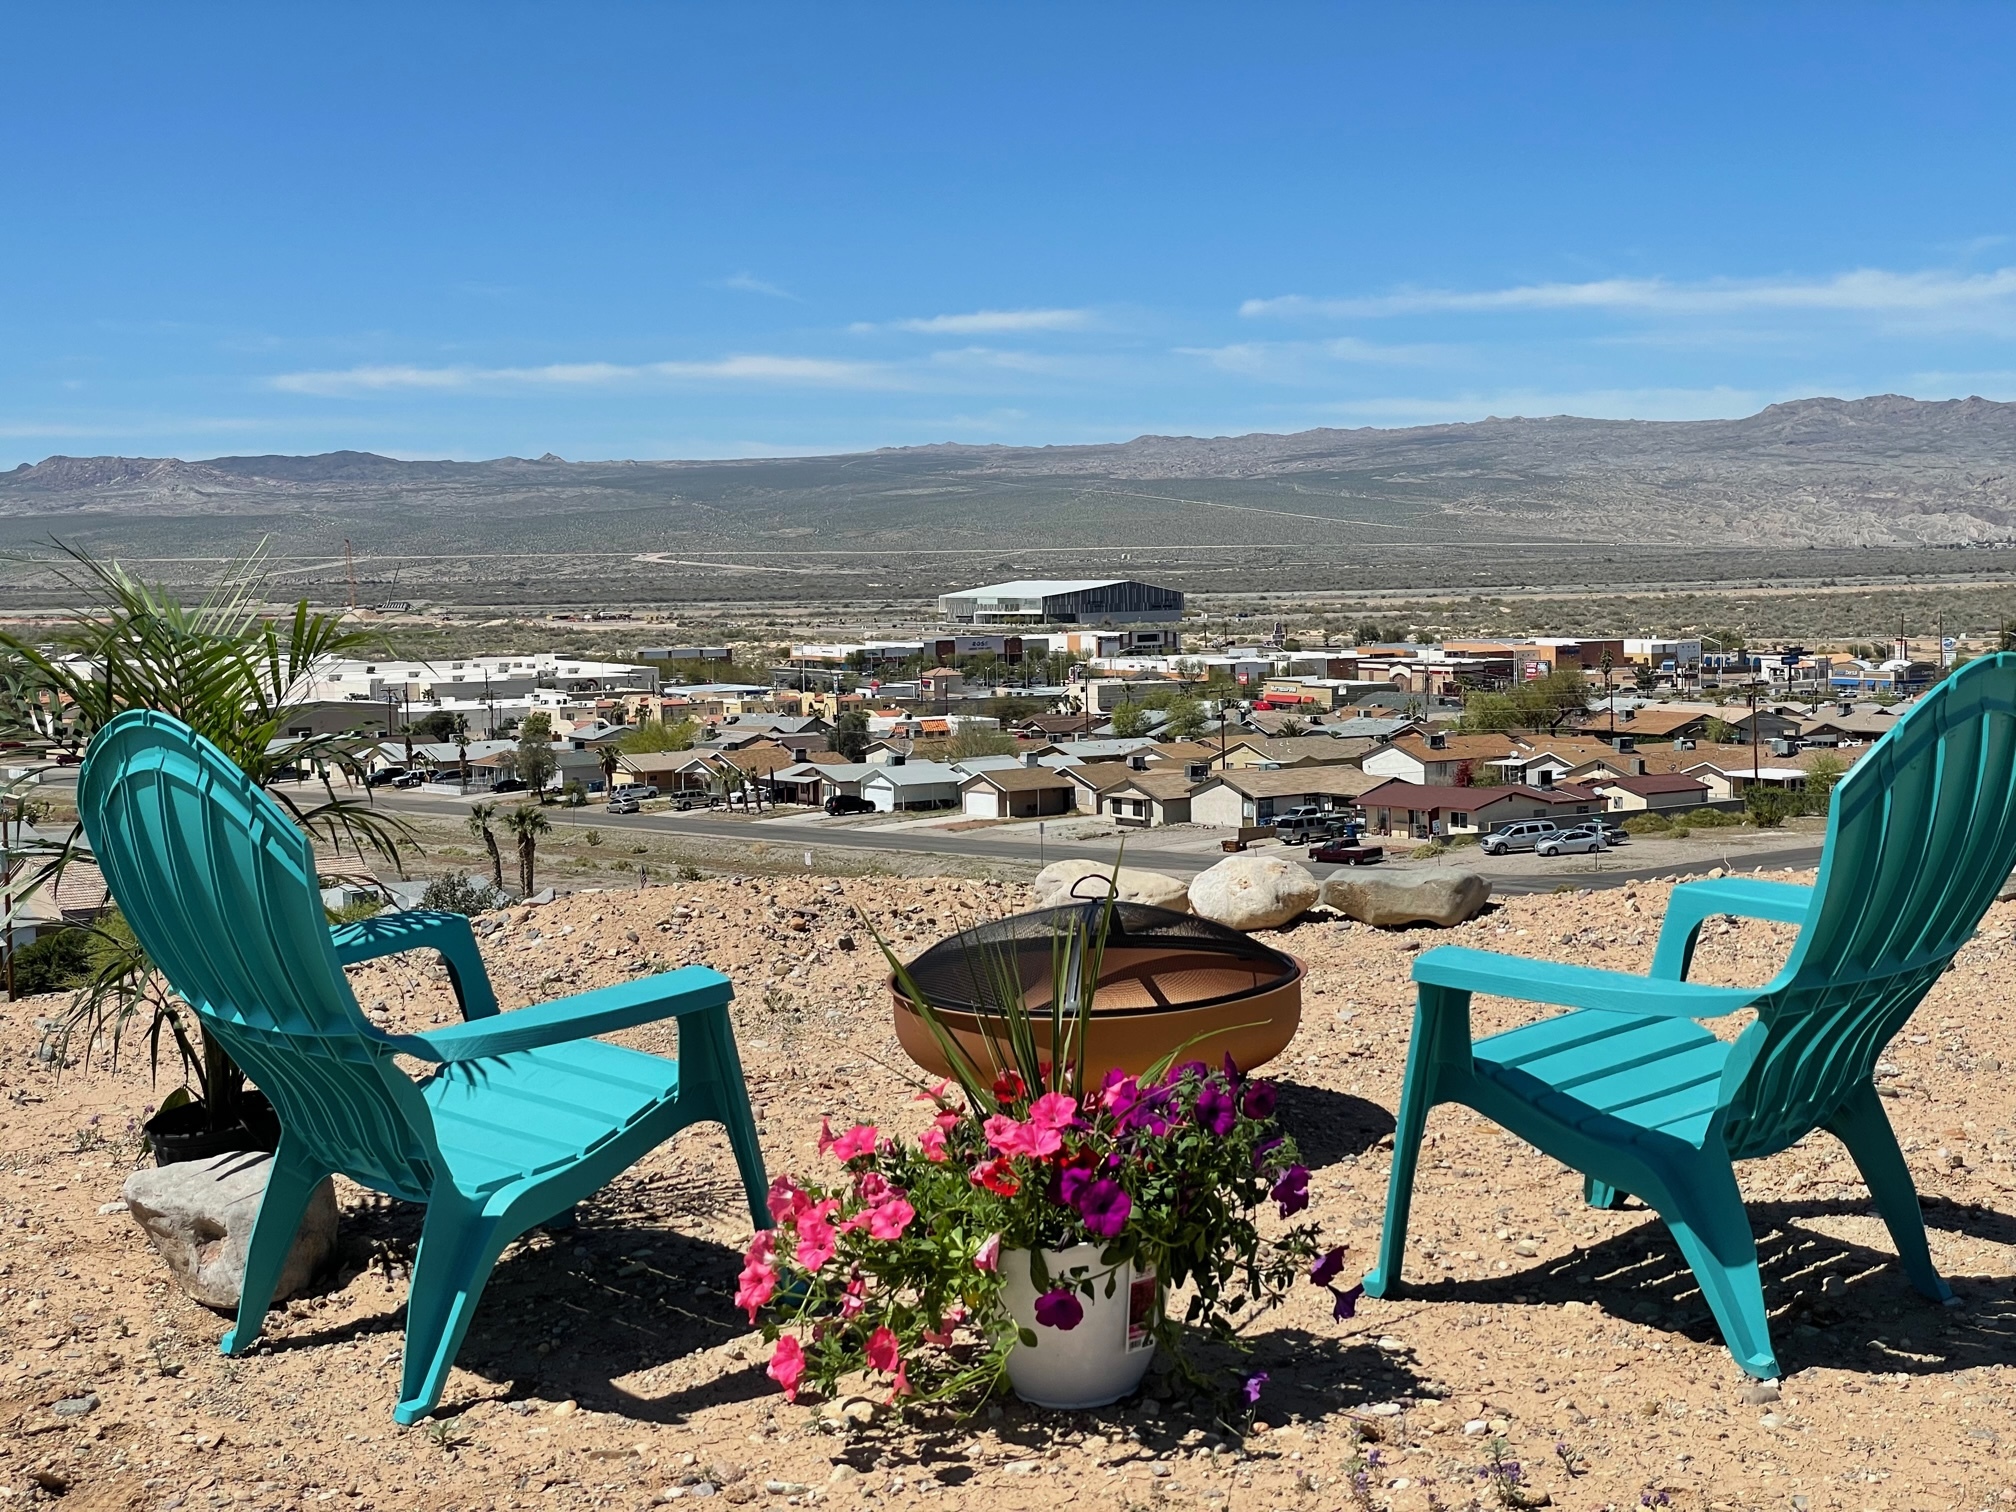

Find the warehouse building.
[{"left": 936, "top": 578, "right": 1184, "bottom": 626}]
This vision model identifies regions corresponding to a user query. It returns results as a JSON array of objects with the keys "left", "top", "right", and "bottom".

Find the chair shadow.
[
  {"left": 270, "top": 1175, "right": 778, "bottom": 1423},
  {"left": 1272, "top": 1080, "right": 1396, "bottom": 1167},
  {"left": 1386, "top": 1194, "right": 2016, "bottom": 1379}
]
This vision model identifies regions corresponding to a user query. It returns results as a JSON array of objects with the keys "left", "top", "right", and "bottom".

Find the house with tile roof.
[{"left": 1354, "top": 779, "right": 1605, "bottom": 840}]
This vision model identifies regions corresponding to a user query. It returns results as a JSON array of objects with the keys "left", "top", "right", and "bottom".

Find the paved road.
[{"left": 370, "top": 789, "right": 1827, "bottom": 896}]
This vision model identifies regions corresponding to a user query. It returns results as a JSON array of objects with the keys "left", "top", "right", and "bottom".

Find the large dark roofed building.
[{"left": 936, "top": 578, "right": 1184, "bottom": 625}]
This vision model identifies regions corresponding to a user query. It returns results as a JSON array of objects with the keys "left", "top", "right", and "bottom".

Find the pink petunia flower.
[
  {"left": 918, "top": 1125, "right": 949, "bottom": 1162},
  {"left": 767, "top": 1334, "right": 806, "bottom": 1400},
  {"left": 984, "top": 1113, "right": 1062, "bottom": 1160},
  {"left": 840, "top": 1274, "right": 866, "bottom": 1320},
  {"left": 913, "top": 1078, "right": 953, "bottom": 1104},
  {"left": 973, "top": 1232, "right": 1001, "bottom": 1272},
  {"left": 866, "top": 1325, "right": 901, "bottom": 1375},
  {"left": 829, "top": 1124, "right": 880, "bottom": 1162},
  {"left": 864, "top": 1196, "right": 915, "bottom": 1241},
  {"left": 1026, "top": 1091, "right": 1079, "bottom": 1134},
  {"left": 794, "top": 1198, "right": 842, "bottom": 1270},
  {"left": 735, "top": 1231, "right": 778, "bottom": 1321},
  {"left": 767, "top": 1175, "right": 811, "bottom": 1224},
  {"left": 888, "top": 1359, "right": 911, "bottom": 1402}
]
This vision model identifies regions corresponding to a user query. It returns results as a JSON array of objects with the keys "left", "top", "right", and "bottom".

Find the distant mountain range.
[{"left": 5, "top": 396, "right": 2012, "bottom": 556}]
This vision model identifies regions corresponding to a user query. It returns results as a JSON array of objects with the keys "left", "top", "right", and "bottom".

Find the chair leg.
[
  {"left": 1824, "top": 1080, "right": 1953, "bottom": 1303},
  {"left": 1654, "top": 1152, "right": 1779, "bottom": 1380},
  {"left": 683, "top": 1005, "right": 773, "bottom": 1230},
  {"left": 1363, "top": 984, "right": 1467, "bottom": 1299},
  {"left": 394, "top": 1191, "right": 508, "bottom": 1426},
  {"left": 1585, "top": 1176, "right": 1625, "bottom": 1210},
  {"left": 221, "top": 1142, "right": 329, "bottom": 1357}
]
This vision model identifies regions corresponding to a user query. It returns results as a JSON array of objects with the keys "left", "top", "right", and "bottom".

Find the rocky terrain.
[
  {"left": 4, "top": 869, "right": 2016, "bottom": 1511},
  {"left": 1, "top": 397, "right": 2012, "bottom": 608}
]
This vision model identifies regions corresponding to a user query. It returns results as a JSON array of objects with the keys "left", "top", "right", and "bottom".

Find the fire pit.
[{"left": 890, "top": 902, "right": 1303, "bottom": 1081}]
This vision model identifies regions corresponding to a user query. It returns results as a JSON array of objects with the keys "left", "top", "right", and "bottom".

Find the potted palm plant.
[
  {"left": 0, "top": 544, "right": 410, "bottom": 1162},
  {"left": 738, "top": 890, "right": 1357, "bottom": 1412}
]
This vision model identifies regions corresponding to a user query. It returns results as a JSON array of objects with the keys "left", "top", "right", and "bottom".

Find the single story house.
[
  {"left": 770, "top": 760, "right": 878, "bottom": 807},
  {"left": 859, "top": 759, "right": 967, "bottom": 812},
  {"left": 959, "top": 765, "right": 1078, "bottom": 820},
  {"left": 1360, "top": 732, "right": 1524, "bottom": 787},
  {"left": 1588, "top": 772, "right": 1712, "bottom": 812},
  {"left": 1217, "top": 735, "right": 1377, "bottom": 771},
  {"left": 1101, "top": 770, "right": 1197, "bottom": 827},
  {"left": 1060, "top": 761, "right": 1136, "bottom": 814},
  {"left": 1189, "top": 767, "right": 1382, "bottom": 829},
  {"left": 1354, "top": 778, "right": 1605, "bottom": 840}
]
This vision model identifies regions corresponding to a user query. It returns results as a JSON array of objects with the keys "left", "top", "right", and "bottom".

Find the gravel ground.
[{"left": 4, "top": 869, "right": 2015, "bottom": 1512}]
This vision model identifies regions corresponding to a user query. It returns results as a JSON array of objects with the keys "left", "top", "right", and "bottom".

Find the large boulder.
[
  {"left": 123, "top": 1152, "right": 338, "bottom": 1312},
  {"left": 1033, "top": 859, "right": 1191, "bottom": 913},
  {"left": 1188, "top": 855, "right": 1319, "bottom": 931},
  {"left": 1323, "top": 871, "right": 1492, "bottom": 929}
]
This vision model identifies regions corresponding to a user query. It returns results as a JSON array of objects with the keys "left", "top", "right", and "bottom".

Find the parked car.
[
  {"left": 492, "top": 778, "right": 527, "bottom": 794},
  {"left": 391, "top": 771, "right": 426, "bottom": 789},
  {"left": 606, "top": 794, "right": 640, "bottom": 815},
  {"left": 1479, "top": 819, "right": 1561, "bottom": 856},
  {"left": 825, "top": 793, "right": 876, "bottom": 816},
  {"left": 624, "top": 784, "right": 661, "bottom": 801},
  {"left": 1536, "top": 824, "right": 1607, "bottom": 857},
  {"left": 1273, "top": 805, "right": 1340, "bottom": 843},
  {"left": 1595, "top": 820, "right": 1629, "bottom": 845},
  {"left": 1308, "top": 839, "right": 1384, "bottom": 865},
  {"left": 366, "top": 767, "right": 406, "bottom": 788}
]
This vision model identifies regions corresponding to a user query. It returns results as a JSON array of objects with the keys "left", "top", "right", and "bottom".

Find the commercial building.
[{"left": 936, "top": 578, "right": 1184, "bottom": 626}]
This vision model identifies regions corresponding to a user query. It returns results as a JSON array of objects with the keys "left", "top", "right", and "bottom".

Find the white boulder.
[
  {"left": 123, "top": 1152, "right": 338, "bottom": 1312},
  {"left": 1033, "top": 860, "right": 1190, "bottom": 913},
  {"left": 1323, "top": 871, "right": 1493, "bottom": 928},
  {"left": 1188, "top": 855, "right": 1319, "bottom": 931}
]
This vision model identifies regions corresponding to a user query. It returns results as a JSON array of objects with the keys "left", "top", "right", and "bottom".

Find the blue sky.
[{"left": 4, "top": 3, "right": 2013, "bottom": 465}]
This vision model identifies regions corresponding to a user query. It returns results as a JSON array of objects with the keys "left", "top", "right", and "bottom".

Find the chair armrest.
[
  {"left": 1414, "top": 945, "right": 1764, "bottom": 1018},
  {"left": 1650, "top": 877, "right": 1813, "bottom": 980},
  {"left": 330, "top": 909, "right": 500, "bottom": 1020},
  {"left": 386, "top": 965, "right": 733, "bottom": 1062}
]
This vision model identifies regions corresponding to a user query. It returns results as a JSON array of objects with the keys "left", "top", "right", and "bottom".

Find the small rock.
[
  {"left": 1463, "top": 1418, "right": 1489, "bottom": 1436},
  {"left": 96, "top": 1200, "right": 126, "bottom": 1215},
  {"left": 552, "top": 1400, "right": 579, "bottom": 1417},
  {"left": 1376, "top": 1336, "right": 1407, "bottom": 1353},
  {"left": 51, "top": 1392, "right": 99, "bottom": 1418},
  {"left": 1741, "top": 1381, "right": 1781, "bottom": 1405},
  {"left": 1513, "top": 1239, "right": 1539, "bottom": 1257},
  {"left": 122, "top": 1153, "right": 337, "bottom": 1311},
  {"left": 1367, "top": 1401, "right": 1403, "bottom": 1416}
]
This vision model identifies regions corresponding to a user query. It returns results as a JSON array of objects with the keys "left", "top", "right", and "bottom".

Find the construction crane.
[{"left": 344, "top": 539, "right": 358, "bottom": 611}]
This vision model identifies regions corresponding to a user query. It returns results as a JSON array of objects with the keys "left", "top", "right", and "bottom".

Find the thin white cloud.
[
  {"left": 717, "top": 272, "right": 800, "bottom": 300},
  {"left": 270, "top": 355, "right": 895, "bottom": 396},
  {"left": 855, "top": 308, "right": 1092, "bottom": 335},
  {"left": 1243, "top": 266, "right": 2016, "bottom": 323},
  {"left": 1179, "top": 336, "right": 1450, "bottom": 378}
]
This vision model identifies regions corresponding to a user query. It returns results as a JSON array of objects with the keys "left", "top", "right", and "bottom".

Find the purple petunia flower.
[
  {"left": 1310, "top": 1246, "right": 1347, "bottom": 1287},
  {"left": 1240, "top": 1080, "right": 1277, "bottom": 1120},
  {"left": 1221, "top": 1051, "right": 1243, "bottom": 1084},
  {"left": 1034, "top": 1288, "right": 1084, "bottom": 1330},
  {"left": 1076, "top": 1178, "right": 1133, "bottom": 1238},
  {"left": 1241, "top": 1371, "right": 1268, "bottom": 1405},
  {"left": 1330, "top": 1282, "right": 1364, "bottom": 1320},
  {"left": 1272, "top": 1163, "right": 1310, "bottom": 1217},
  {"left": 1251, "top": 1133, "right": 1285, "bottom": 1172},
  {"left": 1194, "top": 1081, "right": 1237, "bottom": 1138}
]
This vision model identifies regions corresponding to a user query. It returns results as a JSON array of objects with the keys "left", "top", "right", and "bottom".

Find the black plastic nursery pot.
[{"left": 144, "top": 1090, "right": 282, "bottom": 1166}]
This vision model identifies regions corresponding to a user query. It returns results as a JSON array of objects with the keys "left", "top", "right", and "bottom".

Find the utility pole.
[{"left": 1601, "top": 650, "right": 1615, "bottom": 737}]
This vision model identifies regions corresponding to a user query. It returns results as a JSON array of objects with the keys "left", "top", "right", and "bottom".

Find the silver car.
[
  {"left": 1536, "top": 824, "right": 1607, "bottom": 857},
  {"left": 1479, "top": 820, "right": 1560, "bottom": 855}
]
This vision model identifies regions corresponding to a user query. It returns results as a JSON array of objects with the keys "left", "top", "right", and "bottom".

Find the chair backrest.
[
  {"left": 78, "top": 709, "right": 439, "bottom": 1198},
  {"left": 1718, "top": 653, "right": 2016, "bottom": 1157}
]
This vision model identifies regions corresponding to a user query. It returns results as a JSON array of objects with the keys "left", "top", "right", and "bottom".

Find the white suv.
[{"left": 1479, "top": 820, "right": 1560, "bottom": 855}]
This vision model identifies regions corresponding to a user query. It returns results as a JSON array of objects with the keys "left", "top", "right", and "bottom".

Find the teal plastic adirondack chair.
[
  {"left": 78, "top": 709, "right": 772, "bottom": 1424},
  {"left": 1364, "top": 653, "right": 2016, "bottom": 1379}
]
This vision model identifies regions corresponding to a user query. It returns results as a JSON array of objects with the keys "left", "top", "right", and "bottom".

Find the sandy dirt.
[{"left": 4, "top": 869, "right": 2015, "bottom": 1512}]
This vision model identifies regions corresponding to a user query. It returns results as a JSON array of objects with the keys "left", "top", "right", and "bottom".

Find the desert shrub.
[
  {"left": 1620, "top": 812, "right": 1671, "bottom": 835},
  {"left": 1410, "top": 842, "right": 1448, "bottom": 860},
  {"left": 1743, "top": 788, "right": 1798, "bottom": 828},
  {"left": 12, "top": 928, "right": 95, "bottom": 995},
  {"left": 420, "top": 872, "right": 508, "bottom": 915},
  {"left": 325, "top": 894, "right": 386, "bottom": 925},
  {"left": 1686, "top": 806, "right": 1739, "bottom": 828},
  {"left": 1446, "top": 832, "right": 1480, "bottom": 848}
]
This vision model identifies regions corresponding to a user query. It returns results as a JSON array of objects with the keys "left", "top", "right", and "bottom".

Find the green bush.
[
  {"left": 419, "top": 873, "right": 509, "bottom": 915},
  {"left": 1743, "top": 787, "right": 1799, "bottom": 829},
  {"left": 325, "top": 895, "right": 385, "bottom": 925},
  {"left": 1409, "top": 842, "right": 1448, "bottom": 860},
  {"left": 1446, "top": 832, "right": 1480, "bottom": 848},
  {"left": 12, "top": 928, "right": 95, "bottom": 995},
  {"left": 1620, "top": 812, "right": 1671, "bottom": 835},
  {"left": 1686, "top": 806, "right": 1739, "bottom": 828}
]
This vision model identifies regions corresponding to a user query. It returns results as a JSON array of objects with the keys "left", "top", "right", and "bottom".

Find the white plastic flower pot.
[{"left": 1000, "top": 1242, "right": 1158, "bottom": 1409}]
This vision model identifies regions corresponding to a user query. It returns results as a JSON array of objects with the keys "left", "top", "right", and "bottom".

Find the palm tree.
[
  {"left": 504, "top": 803, "right": 549, "bottom": 895},
  {"left": 598, "top": 743, "right": 620, "bottom": 798},
  {"left": 467, "top": 801, "right": 504, "bottom": 891},
  {"left": 0, "top": 542, "right": 407, "bottom": 1131}
]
